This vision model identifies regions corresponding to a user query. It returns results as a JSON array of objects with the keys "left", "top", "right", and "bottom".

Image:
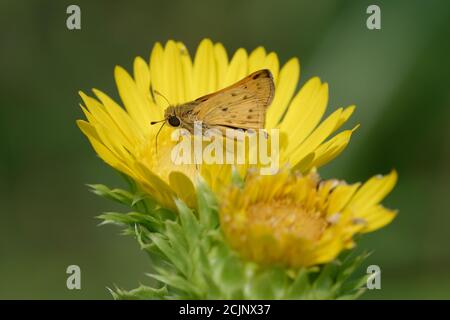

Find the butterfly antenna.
[
  {"left": 153, "top": 89, "right": 172, "bottom": 107},
  {"left": 150, "top": 120, "right": 166, "bottom": 154},
  {"left": 150, "top": 119, "right": 165, "bottom": 125}
]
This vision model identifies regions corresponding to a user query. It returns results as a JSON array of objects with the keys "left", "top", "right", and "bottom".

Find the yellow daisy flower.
[
  {"left": 219, "top": 169, "right": 398, "bottom": 267},
  {"left": 77, "top": 38, "right": 357, "bottom": 208}
]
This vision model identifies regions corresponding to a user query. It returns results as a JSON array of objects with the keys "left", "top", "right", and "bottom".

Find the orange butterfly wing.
[{"left": 192, "top": 69, "right": 275, "bottom": 131}]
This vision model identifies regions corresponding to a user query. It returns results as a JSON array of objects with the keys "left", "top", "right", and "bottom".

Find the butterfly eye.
[{"left": 168, "top": 115, "right": 181, "bottom": 127}]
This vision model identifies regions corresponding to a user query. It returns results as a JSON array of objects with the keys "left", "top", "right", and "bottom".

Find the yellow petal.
[
  {"left": 309, "top": 128, "right": 357, "bottom": 169},
  {"left": 313, "top": 237, "right": 345, "bottom": 265},
  {"left": 359, "top": 205, "right": 398, "bottom": 233},
  {"left": 79, "top": 91, "right": 133, "bottom": 151},
  {"left": 149, "top": 42, "right": 167, "bottom": 114},
  {"left": 348, "top": 170, "right": 398, "bottom": 213},
  {"left": 135, "top": 161, "right": 178, "bottom": 210},
  {"left": 176, "top": 42, "right": 194, "bottom": 102},
  {"left": 114, "top": 65, "right": 152, "bottom": 132},
  {"left": 92, "top": 88, "right": 143, "bottom": 142},
  {"left": 281, "top": 78, "right": 327, "bottom": 151},
  {"left": 291, "top": 152, "right": 315, "bottom": 173},
  {"left": 327, "top": 182, "right": 361, "bottom": 215},
  {"left": 248, "top": 46, "right": 267, "bottom": 73},
  {"left": 334, "top": 105, "right": 356, "bottom": 131},
  {"left": 264, "top": 52, "right": 280, "bottom": 84},
  {"left": 169, "top": 171, "right": 196, "bottom": 208},
  {"left": 193, "top": 38, "right": 217, "bottom": 97},
  {"left": 78, "top": 92, "right": 106, "bottom": 125},
  {"left": 288, "top": 108, "right": 343, "bottom": 165},
  {"left": 76, "top": 119, "right": 100, "bottom": 144},
  {"left": 223, "top": 48, "right": 248, "bottom": 87},
  {"left": 79, "top": 100, "right": 133, "bottom": 164},
  {"left": 77, "top": 120, "right": 132, "bottom": 176},
  {"left": 133, "top": 56, "right": 151, "bottom": 97},
  {"left": 163, "top": 40, "right": 186, "bottom": 104},
  {"left": 214, "top": 42, "right": 229, "bottom": 90},
  {"left": 266, "top": 57, "right": 300, "bottom": 128}
]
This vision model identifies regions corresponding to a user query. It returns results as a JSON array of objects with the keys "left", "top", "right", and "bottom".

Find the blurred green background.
[{"left": 1, "top": 0, "right": 449, "bottom": 299}]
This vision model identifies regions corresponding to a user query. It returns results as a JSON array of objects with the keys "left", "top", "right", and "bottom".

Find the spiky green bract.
[{"left": 91, "top": 179, "right": 369, "bottom": 300}]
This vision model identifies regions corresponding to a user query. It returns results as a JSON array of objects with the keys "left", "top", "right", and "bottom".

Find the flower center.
[{"left": 247, "top": 200, "right": 328, "bottom": 242}]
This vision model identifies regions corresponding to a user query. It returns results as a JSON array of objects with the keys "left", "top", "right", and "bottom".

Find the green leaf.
[
  {"left": 88, "top": 184, "right": 135, "bottom": 206},
  {"left": 337, "top": 274, "right": 370, "bottom": 299},
  {"left": 336, "top": 251, "right": 370, "bottom": 286},
  {"left": 88, "top": 183, "right": 157, "bottom": 212},
  {"left": 214, "top": 255, "right": 245, "bottom": 299},
  {"left": 311, "top": 262, "right": 339, "bottom": 299},
  {"left": 285, "top": 268, "right": 313, "bottom": 299},
  {"left": 164, "top": 220, "right": 192, "bottom": 275},
  {"left": 165, "top": 220, "right": 189, "bottom": 252},
  {"left": 148, "top": 269, "right": 203, "bottom": 298},
  {"left": 176, "top": 199, "right": 201, "bottom": 249},
  {"left": 110, "top": 284, "right": 168, "bottom": 300},
  {"left": 153, "top": 207, "right": 177, "bottom": 221},
  {"left": 196, "top": 177, "right": 219, "bottom": 229},
  {"left": 148, "top": 233, "right": 188, "bottom": 276},
  {"left": 98, "top": 211, "right": 163, "bottom": 232},
  {"left": 244, "top": 267, "right": 288, "bottom": 300},
  {"left": 333, "top": 251, "right": 370, "bottom": 298}
]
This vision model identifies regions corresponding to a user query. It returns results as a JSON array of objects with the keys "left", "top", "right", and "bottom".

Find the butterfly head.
[
  {"left": 150, "top": 106, "right": 184, "bottom": 155},
  {"left": 164, "top": 106, "right": 182, "bottom": 127}
]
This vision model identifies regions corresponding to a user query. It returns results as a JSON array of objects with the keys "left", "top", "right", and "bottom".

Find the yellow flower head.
[
  {"left": 220, "top": 169, "right": 398, "bottom": 267},
  {"left": 77, "top": 39, "right": 357, "bottom": 209}
]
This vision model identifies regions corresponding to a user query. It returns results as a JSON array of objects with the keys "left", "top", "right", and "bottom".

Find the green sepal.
[{"left": 88, "top": 183, "right": 156, "bottom": 211}]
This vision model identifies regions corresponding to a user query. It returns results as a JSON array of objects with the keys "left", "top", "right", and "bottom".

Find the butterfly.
[{"left": 151, "top": 69, "right": 275, "bottom": 139}]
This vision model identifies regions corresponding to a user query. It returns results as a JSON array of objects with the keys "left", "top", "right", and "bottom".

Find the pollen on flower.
[
  {"left": 327, "top": 212, "right": 341, "bottom": 224},
  {"left": 246, "top": 201, "right": 327, "bottom": 242}
]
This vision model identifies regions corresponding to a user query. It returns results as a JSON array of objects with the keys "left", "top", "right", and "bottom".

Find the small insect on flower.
[{"left": 150, "top": 69, "right": 275, "bottom": 136}]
